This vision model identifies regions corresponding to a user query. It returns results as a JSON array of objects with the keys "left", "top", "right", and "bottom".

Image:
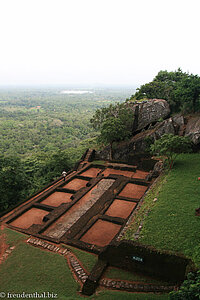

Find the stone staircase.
[
  {"left": 77, "top": 149, "right": 94, "bottom": 171},
  {"left": 84, "top": 148, "right": 94, "bottom": 162}
]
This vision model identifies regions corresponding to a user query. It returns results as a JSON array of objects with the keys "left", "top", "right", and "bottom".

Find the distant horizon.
[
  {"left": 1, "top": 68, "right": 199, "bottom": 90},
  {"left": 0, "top": 83, "right": 139, "bottom": 89}
]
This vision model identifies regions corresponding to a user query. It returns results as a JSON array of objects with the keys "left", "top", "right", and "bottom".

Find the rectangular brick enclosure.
[
  {"left": 80, "top": 219, "right": 121, "bottom": 247},
  {"left": 10, "top": 208, "right": 49, "bottom": 229},
  {"left": 119, "top": 183, "right": 148, "bottom": 199},
  {"left": 105, "top": 199, "right": 137, "bottom": 219},
  {"left": 41, "top": 191, "right": 73, "bottom": 207}
]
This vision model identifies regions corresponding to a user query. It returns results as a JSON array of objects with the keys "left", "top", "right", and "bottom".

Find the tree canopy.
[
  {"left": 90, "top": 103, "right": 133, "bottom": 130},
  {"left": 131, "top": 69, "right": 200, "bottom": 113},
  {"left": 0, "top": 150, "right": 72, "bottom": 214},
  {"left": 91, "top": 103, "right": 134, "bottom": 159}
]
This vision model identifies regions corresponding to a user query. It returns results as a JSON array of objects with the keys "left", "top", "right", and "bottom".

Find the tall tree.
[
  {"left": 98, "top": 117, "right": 129, "bottom": 159},
  {"left": 90, "top": 102, "right": 133, "bottom": 130},
  {"left": 91, "top": 103, "right": 134, "bottom": 159}
]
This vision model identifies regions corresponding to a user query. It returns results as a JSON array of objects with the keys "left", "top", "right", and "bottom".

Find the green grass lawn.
[
  {"left": 62, "top": 244, "right": 97, "bottom": 273},
  {"left": 94, "top": 290, "right": 169, "bottom": 300},
  {"left": 125, "top": 153, "right": 200, "bottom": 267},
  {"left": 0, "top": 243, "right": 80, "bottom": 298},
  {"left": 3, "top": 227, "right": 27, "bottom": 245},
  {"left": 0, "top": 229, "right": 169, "bottom": 299},
  {"left": 103, "top": 266, "right": 169, "bottom": 285}
]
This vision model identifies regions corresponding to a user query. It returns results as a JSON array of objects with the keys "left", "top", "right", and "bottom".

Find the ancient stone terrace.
[{"left": 3, "top": 160, "right": 153, "bottom": 253}]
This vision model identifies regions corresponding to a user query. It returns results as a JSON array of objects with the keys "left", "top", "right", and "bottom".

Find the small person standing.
[{"left": 62, "top": 170, "right": 67, "bottom": 181}]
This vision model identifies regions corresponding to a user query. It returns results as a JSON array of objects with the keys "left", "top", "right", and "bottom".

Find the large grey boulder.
[
  {"left": 135, "top": 99, "right": 170, "bottom": 131},
  {"left": 153, "top": 118, "right": 175, "bottom": 139},
  {"left": 172, "top": 115, "right": 185, "bottom": 127},
  {"left": 185, "top": 117, "right": 200, "bottom": 145},
  {"left": 172, "top": 115, "right": 185, "bottom": 134}
]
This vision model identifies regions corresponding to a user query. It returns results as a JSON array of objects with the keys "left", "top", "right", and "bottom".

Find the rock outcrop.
[
  {"left": 95, "top": 98, "right": 200, "bottom": 162},
  {"left": 96, "top": 116, "right": 181, "bottom": 161},
  {"left": 185, "top": 116, "right": 200, "bottom": 145},
  {"left": 132, "top": 99, "right": 170, "bottom": 132}
]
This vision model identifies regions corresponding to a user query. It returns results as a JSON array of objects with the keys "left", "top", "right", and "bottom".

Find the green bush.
[
  {"left": 150, "top": 134, "right": 191, "bottom": 169},
  {"left": 169, "top": 271, "right": 200, "bottom": 299}
]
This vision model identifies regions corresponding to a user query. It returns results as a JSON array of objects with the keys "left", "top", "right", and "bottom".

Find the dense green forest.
[
  {"left": 0, "top": 87, "right": 133, "bottom": 212},
  {"left": 0, "top": 87, "right": 133, "bottom": 156}
]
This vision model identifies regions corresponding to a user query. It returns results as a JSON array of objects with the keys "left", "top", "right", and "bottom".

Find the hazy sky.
[{"left": 0, "top": 0, "right": 199, "bottom": 87}]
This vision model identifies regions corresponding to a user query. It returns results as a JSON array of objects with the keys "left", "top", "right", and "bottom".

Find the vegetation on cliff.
[
  {"left": 150, "top": 134, "right": 192, "bottom": 169},
  {"left": 90, "top": 103, "right": 134, "bottom": 158},
  {"left": 131, "top": 68, "right": 200, "bottom": 114}
]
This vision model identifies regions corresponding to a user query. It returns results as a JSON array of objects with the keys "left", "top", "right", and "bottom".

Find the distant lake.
[{"left": 60, "top": 90, "right": 94, "bottom": 94}]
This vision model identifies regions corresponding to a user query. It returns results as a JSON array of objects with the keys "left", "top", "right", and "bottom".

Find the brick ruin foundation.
[{"left": 3, "top": 160, "right": 151, "bottom": 253}]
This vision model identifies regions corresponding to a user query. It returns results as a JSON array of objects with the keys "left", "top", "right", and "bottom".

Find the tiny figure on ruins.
[{"left": 62, "top": 170, "right": 67, "bottom": 181}]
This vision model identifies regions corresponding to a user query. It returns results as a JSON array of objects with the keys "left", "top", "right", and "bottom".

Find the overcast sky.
[{"left": 0, "top": 0, "right": 199, "bottom": 87}]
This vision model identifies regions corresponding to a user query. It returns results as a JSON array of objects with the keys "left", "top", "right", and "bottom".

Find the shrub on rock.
[{"left": 150, "top": 134, "right": 192, "bottom": 169}]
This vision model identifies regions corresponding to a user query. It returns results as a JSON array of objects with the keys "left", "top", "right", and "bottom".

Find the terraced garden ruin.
[{"left": 2, "top": 161, "right": 151, "bottom": 252}]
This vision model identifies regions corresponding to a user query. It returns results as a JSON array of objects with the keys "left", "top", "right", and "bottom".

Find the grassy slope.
[
  {"left": 62, "top": 244, "right": 97, "bottom": 273},
  {"left": 0, "top": 243, "right": 79, "bottom": 297},
  {"left": 124, "top": 173, "right": 167, "bottom": 241},
  {"left": 136, "top": 154, "right": 200, "bottom": 267},
  {"left": 0, "top": 229, "right": 169, "bottom": 299},
  {"left": 4, "top": 227, "right": 26, "bottom": 245}
]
